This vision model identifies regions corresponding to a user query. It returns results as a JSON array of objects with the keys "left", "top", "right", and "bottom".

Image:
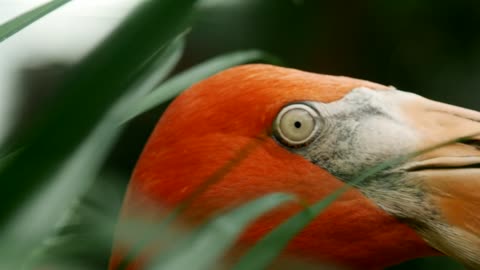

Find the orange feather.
[{"left": 110, "top": 64, "right": 438, "bottom": 270}]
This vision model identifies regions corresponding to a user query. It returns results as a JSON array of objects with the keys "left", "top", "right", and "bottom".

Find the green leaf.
[
  {"left": 0, "top": 0, "right": 196, "bottom": 230},
  {"left": 121, "top": 50, "right": 281, "bottom": 123},
  {"left": 0, "top": 0, "right": 71, "bottom": 43},
  {"left": 231, "top": 189, "right": 347, "bottom": 270},
  {"left": 149, "top": 193, "right": 295, "bottom": 270},
  {"left": 135, "top": 38, "right": 185, "bottom": 95},
  {"left": 0, "top": 37, "right": 186, "bottom": 269},
  {"left": 25, "top": 172, "right": 127, "bottom": 270},
  {"left": 0, "top": 147, "right": 23, "bottom": 171}
]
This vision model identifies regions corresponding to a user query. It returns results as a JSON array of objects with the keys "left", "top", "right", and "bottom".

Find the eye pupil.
[{"left": 274, "top": 103, "right": 321, "bottom": 147}]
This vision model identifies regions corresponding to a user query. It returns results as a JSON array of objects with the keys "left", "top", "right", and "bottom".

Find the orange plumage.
[{"left": 110, "top": 64, "right": 480, "bottom": 269}]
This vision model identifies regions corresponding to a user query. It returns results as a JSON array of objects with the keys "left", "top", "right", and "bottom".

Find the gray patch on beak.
[{"left": 292, "top": 87, "right": 418, "bottom": 183}]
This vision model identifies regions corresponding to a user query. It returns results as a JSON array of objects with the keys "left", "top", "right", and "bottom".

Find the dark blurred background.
[{"left": 9, "top": 0, "right": 480, "bottom": 269}]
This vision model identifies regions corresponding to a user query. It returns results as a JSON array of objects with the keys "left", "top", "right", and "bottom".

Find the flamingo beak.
[
  {"left": 401, "top": 95, "right": 480, "bottom": 170},
  {"left": 396, "top": 93, "right": 480, "bottom": 268}
]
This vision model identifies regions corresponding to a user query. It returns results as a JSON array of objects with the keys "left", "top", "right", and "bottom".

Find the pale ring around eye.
[{"left": 273, "top": 103, "right": 321, "bottom": 147}]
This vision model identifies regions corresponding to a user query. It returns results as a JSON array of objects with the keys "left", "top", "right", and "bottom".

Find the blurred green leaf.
[
  {"left": 149, "top": 193, "right": 295, "bottom": 270},
  {"left": 232, "top": 189, "right": 347, "bottom": 270},
  {"left": 122, "top": 50, "right": 281, "bottom": 123},
  {"left": 0, "top": 0, "right": 71, "bottom": 43},
  {"left": 26, "top": 171, "right": 127, "bottom": 270},
  {"left": 0, "top": 147, "right": 23, "bottom": 171},
  {"left": 0, "top": 33, "right": 186, "bottom": 270},
  {"left": 134, "top": 38, "right": 186, "bottom": 95},
  {"left": 0, "top": 0, "right": 196, "bottom": 230}
]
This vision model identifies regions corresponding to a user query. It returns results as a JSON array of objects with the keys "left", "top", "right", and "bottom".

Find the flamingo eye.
[{"left": 273, "top": 103, "right": 321, "bottom": 147}]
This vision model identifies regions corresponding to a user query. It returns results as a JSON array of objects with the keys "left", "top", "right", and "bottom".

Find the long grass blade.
[
  {"left": 0, "top": 0, "right": 71, "bottom": 43},
  {"left": 25, "top": 173, "right": 126, "bottom": 270},
  {"left": 121, "top": 50, "right": 281, "bottom": 123},
  {"left": 149, "top": 193, "right": 296, "bottom": 270},
  {"left": 0, "top": 37, "right": 186, "bottom": 269},
  {"left": 0, "top": 0, "right": 197, "bottom": 229},
  {"left": 232, "top": 190, "right": 346, "bottom": 270}
]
